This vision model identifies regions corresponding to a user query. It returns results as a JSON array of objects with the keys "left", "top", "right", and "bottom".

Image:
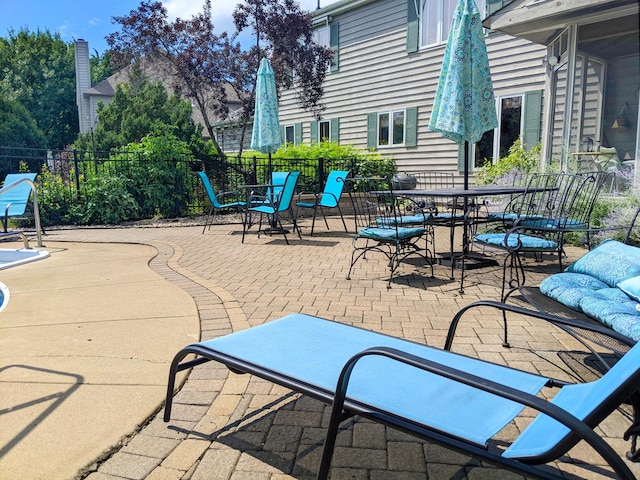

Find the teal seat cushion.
[
  {"left": 376, "top": 214, "right": 432, "bottom": 226},
  {"left": 539, "top": 273, "right": 609, "bottom": 310},
  {"left": 617, "top": 276, "right": 640, "bottom": 302},
  {"left": 519, "top": 218, "right": 588, "bottom": 231},
  {"left": 565, "top": 239, "right": 640, "bottom": 287},
  {"left": 474, "top": 233, "right": 558, "bottom": 251},
  {"left": 358, "top": 226, "right": 426, "bottom": 242},
  {"left": 579, "top": 295, "right": 640, "bottom": 342},
  {"left": 540, "top": 256, "right": 640, "bottom": 342}
]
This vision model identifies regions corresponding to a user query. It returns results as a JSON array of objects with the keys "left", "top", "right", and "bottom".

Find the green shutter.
[
  {"left": 367, "top": 113, "right": 377, "bottom": 150},
  {"left": 310, "top": 120, "right": 318, "bottom": 144},
  {"left": 330, "top": 118, "right": 339, "bottom": 142},
  {"left": 280, "top": 126, "right": 285, "bottom": 144},
  {"left": 405, "top": 107, "right": 418, "bottom": 147},
  {"left": 406, "top": 0, "right": 419, "bottom": 54},
  {"left": 457, "top": 143, "right": 465, "bottom": 173},
  {"left": 329, "top": 22, "right": 339, "bottom": 72},
  {"left": 295, "top": 122, "right": 303, "bottom": 145},
  {"left": 523, "top": 90, "right": 543, "bottom": 150}
]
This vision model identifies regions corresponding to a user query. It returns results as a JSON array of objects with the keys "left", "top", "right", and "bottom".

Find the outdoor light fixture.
[{"left": 612, "top": 102, "right": 629, "bottom": 129}]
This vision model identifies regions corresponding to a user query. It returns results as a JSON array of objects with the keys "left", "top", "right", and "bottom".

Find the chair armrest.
[
  {"left": 216, "top": 191, "right": 241, "bottom": 202},
  {"left": 321, "top": 344, "right": 634, "bottom": 479}
]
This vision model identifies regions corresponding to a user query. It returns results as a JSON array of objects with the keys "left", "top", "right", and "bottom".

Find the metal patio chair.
[
  {"left": 242, "top": 171, "right": 302, "bottom": 245},
  {"left": 345, "top": 177, "right": 433, "bottom": 288},
  {"left": 197, "top": 171, "right": 245, "bottom": 234},
  {"left": 295, "top": 169, "right": 350, "bottom": 235},
  {"left": 473, "top": 172, "right": 610, "bottom": 300}
]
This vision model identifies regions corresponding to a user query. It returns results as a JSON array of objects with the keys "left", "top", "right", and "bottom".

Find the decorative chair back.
[
  {"left": 319, "top": 170, "right": 350, "bottom": 208},
  {"left": 197, "top": 171, "right": 222, "bottom": 208},
  {"left": 269, "top": 171, "right": 288, "bottom": 203},
  {"left": 275, "top": 171, "right": 301, "bottom": 213}
]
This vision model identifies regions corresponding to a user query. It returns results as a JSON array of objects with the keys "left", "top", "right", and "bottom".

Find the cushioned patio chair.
[
  {"left": 295, "top": 170, "right": 349, "bottom": 235},
  {"left": 242, "top": 171, "right": 301, "bottom": 245},
  {"left": 197, "top": 172, "right": 245, "bottom": 234},
  {"left": 473, "top": 172, "right": 609, "bottom": 301},
  {"left": 0, "top": 173, "right": 39, "bottom": 233},
  {"left": 164, "top": 309, "right": 640, "bottom": 479},
  {"left": 345, "top": 177, "right": 433, "bottom": 288}
]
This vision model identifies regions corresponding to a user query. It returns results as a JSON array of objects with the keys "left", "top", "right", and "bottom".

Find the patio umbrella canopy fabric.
[
  {"left": 428, "top": 0, "right": 498, "bottom": 189},
  {"left": 251, "top": 58, "right": 282, "bottom": 155}
]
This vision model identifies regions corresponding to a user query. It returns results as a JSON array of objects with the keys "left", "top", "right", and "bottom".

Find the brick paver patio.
[{"left": 44, "top": 216, "right": 639, "bottom": 480}]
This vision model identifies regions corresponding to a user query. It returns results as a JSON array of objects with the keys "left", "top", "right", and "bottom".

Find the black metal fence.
[{"left": 0, "top": 146, "right": 363, "bottom": 224}]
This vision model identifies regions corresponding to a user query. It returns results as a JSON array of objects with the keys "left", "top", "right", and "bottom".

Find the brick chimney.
[{"left": 74, "top": 39, "right": 92, "bottom": 134}]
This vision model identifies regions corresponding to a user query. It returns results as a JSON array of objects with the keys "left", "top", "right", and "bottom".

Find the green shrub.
[
  {"left": 477, "top": 138, "right": 540, "bottom": 185},
  {"left": 82, "top": 175, "right": 139, "bottom": 224},
  {"left": 243, "top": 141, "right": 395, "bottom": 182}
]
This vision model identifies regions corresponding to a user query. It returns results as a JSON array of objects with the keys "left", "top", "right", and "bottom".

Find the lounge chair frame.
[
  {"left": 0, "top": 173, "right": 44, "bottom": 246},
  {"left": 165, "top": 311, "right": 639, "bottom": 479}
]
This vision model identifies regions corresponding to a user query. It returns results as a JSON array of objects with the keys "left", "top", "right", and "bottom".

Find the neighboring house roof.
[
  {"left": 82, "top": 54, "right": 243, "bottom": 132},
  {"left": 484, "top": 0, "right": 639, "bottom": 57}
]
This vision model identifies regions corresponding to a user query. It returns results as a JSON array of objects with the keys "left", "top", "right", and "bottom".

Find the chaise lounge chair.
[
  {"left": 0, "top": 173, "right": 40, "bottom": 233},
  {"left": 164, "top": 309, "right": 640, "bottom": 479}
]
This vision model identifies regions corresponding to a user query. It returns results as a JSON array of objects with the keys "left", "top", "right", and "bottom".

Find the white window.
[
  {"left": 378, "top": 110, "right": 406, "bottom": 147},
  {"left": 474, "top": 95, "right": 524, "bottom": 168},
  {"left": 318, "top": 120, "right": 330, "bottom": 141},
  {"left": 314, "top": 26, "right": 329, "bottom": 48},
  {"left": 284, "top": 125, "right": 295, "bottom": 144},
  {"left": 420, "top": 0, "right": 486, "bottom": 48}
]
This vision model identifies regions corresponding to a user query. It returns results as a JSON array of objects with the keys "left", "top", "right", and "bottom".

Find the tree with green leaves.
[
  {"left": 0, "top": 29, "right": 78, "bottom": 148},
  {"left": 0, "top": 97, "right": 45, "bottom": 148},
  {"left": 107, "top": 0, "right": 333, "bottom": 155},
  {"left": 90, "top": 49, "right": 113, "bottom": 85},
  {"left": 74, "top": 67, "right": 203, "bottom": 152}
]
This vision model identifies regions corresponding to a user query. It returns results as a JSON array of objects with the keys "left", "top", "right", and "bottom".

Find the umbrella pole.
[
  {"left": 268, "top": 153, "right": 278, "bottom": 229},
  {"left": 460, "top": 141, "right": 470, "bottom": 293}
]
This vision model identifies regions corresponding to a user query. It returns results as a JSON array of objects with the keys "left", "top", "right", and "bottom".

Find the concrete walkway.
[{"left": 1, "top": 219, "right": 638, "bottom": 480}]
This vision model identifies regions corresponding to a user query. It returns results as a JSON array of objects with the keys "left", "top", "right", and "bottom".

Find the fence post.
[
  {"left": 318, "top": 157, "right": 325, "bottom": 193},
  {"left": 73, "top": 150, "right": 81, "bottom": 199},
  {"left": 252, "top": 156, "right": 258, "bottom": 184}
]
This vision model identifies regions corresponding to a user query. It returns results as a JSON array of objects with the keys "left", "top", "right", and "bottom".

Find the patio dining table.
[{"left": 392, "top": 185, "right": 542, "bottom": 292}]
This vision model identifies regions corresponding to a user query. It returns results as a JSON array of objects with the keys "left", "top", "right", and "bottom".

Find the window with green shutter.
[
  {"left": 367, "top": 108, "right": 418, "bottom": 148},
  {"left": 463, "top": 89, "right": 543, "bottom": 172}
]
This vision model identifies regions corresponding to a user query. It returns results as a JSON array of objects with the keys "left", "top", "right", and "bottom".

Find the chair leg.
[
  {"left": 202, "top": 206, "right": 213, "bottom": 234},
  {"left": 310, "top": 206, "right": 318, "bottom": 236},
  {"left": 337, "top": 205, "right": 348, "bottom": 232}
]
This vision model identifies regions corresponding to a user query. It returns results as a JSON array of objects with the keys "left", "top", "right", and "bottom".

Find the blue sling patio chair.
[
  {"left": 164, "top": 307, "right": 640, "bottom": 480},
  {"left": 242, "top": 171, "right": 302, "bottom": 245},
  {"left": 0, "top": 173, "right": 40, "bottom": 233},
  {"left": 345, "top": 177, "right": 433, "bottom": 288},
  {"left": 197, "top": 171, "right": 246, "bottom": 234},
  {"left": 295, "top": 170, "right": 350, "bottom": 236}
]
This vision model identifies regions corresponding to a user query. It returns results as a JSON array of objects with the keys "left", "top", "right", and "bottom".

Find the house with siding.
[{"left": 277, "top": 0, "right": 639, "bottom": 185}]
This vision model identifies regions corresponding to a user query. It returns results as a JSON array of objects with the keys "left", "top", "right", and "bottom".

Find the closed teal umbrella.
[
  {"left": 428, "top": 0, "right": 497, "bottom": 189},
  {"left": 251, "top": 58, "right": 282, "bottom": 157}
]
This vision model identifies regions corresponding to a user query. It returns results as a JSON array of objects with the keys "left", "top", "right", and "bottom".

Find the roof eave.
[{"left": 483, "top": 0, "right": 639, "bottom": 44}]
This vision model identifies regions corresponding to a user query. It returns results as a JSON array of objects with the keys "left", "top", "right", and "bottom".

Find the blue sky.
[{"left": 0, "top": 0, "right": 322, "bottom": 55}]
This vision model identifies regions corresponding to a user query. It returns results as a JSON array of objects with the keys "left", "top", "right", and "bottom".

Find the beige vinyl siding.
[{"left": 279, "top": 0, "right": 547, "bottom": 185}]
